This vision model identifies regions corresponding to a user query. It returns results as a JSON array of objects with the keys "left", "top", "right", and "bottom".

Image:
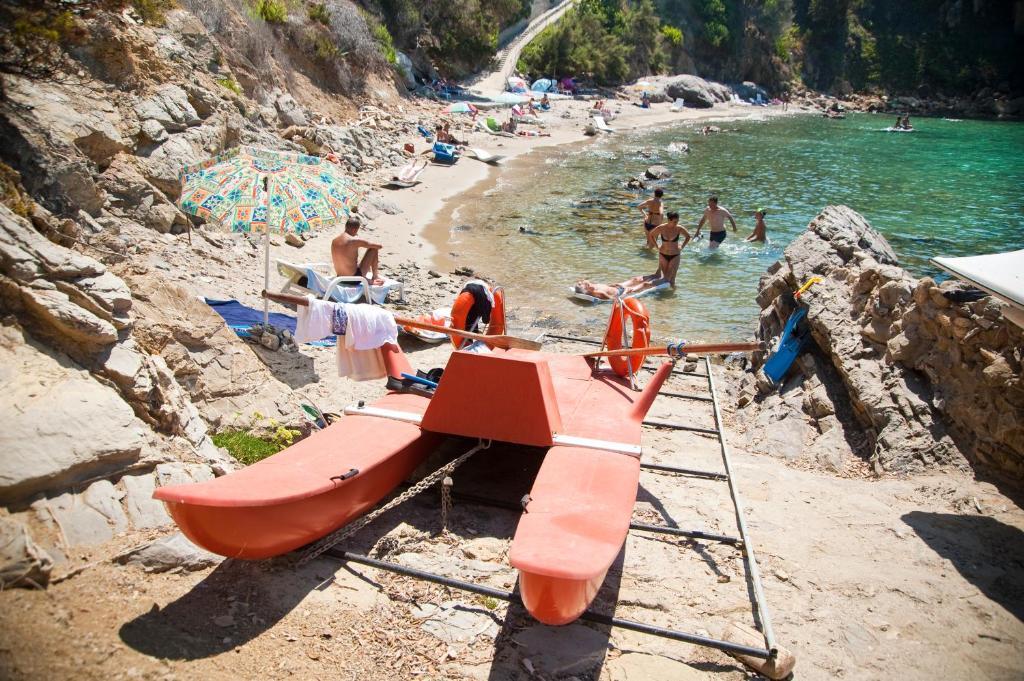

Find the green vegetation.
[
  {"left": 211, "top": 430, "right": 282, "bottom": 465},
  {"left": 132, "top": 0, "right": 176, "bottom": 25},
  {"left": 250, "top": 0, "right": 288, "bottom": 24},
  {"left": 313, "top": 34, "right": 341, "bottom": 59},
  {"left": 212, "top": 414, "right": 302, "bottom": 466},
  {"left": 307, "top": 2, "right": 330, "bottom": 25},
  {"left": 370, "top": 20, "right": 397, "bottom": 65},
  {"left": 0, "top": 162, "right": 33, "bottom": 218},
  {"left": 518, "top": 0, "right": 668, "bottom": 85},
  {"left": 216, "top": 75, "right": 242, "bottom": 94},
  {"left": 364, "top": 0, "right": 530, "bottom": 75}
]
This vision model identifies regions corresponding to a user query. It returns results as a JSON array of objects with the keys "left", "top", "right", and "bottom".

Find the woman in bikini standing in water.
[
  {"left": 637, "top": 188, "right": 665, "bottom": 249},
  {"left": 649, "top": 211, "right": 690, "bottom": 287}
]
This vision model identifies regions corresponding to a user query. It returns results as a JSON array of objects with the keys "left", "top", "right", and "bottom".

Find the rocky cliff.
[
  {"left": 0, "top": 1, "right": 432, "bottom": 588},
  {"left": 738, "top": 205, "right": 1023, "bottom": 480}
]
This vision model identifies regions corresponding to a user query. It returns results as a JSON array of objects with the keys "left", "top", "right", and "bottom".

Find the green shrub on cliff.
[
  {"left": 518, "top": 0, "right": 669, "bottom": 85},
  {"left": 250, "top": 0, "right": 287, "bottom": 24}
]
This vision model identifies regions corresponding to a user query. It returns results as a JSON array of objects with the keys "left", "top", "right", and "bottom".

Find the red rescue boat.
[{"left": 154, "top": 305, "right": 672, "bottom": 624}]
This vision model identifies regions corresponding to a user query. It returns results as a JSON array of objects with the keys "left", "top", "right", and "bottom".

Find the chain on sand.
[{"left": 297, "top": 439, "right": 491, "bottom": 565}]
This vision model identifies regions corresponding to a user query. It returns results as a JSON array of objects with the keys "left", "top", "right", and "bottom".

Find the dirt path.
[
  {"left": 465, "top": 0, "right": 577, "bottom": 94},
  {"left": 2, "top": 337, "right": 1022, "bottom": 680}
]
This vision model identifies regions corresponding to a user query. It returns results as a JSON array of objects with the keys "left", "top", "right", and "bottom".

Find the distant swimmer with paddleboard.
[
  {"left": 637, "top": 188, "right": 664, "bottom": 248},
  {"left": 694, "top": 195, "right": 736, "bottom": 248}
]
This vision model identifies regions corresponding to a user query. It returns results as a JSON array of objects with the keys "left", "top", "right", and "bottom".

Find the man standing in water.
[
  {"left": 694, "top": 195, "right": 737, "bottom": 248},
  {"left": 332, "top": 217, "right": 384, "bottom": 284}
]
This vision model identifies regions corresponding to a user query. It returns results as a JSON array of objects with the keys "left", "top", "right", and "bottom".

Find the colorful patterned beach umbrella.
[{"left": 177, "top": 145, "right": 362, "bottom": 322}]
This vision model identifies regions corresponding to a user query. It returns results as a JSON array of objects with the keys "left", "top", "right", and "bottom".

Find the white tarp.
[
  {"left": 931, "top": 250, "right": 1024, "bottom": 308},
  {"left": 932, "top": 249, "right": 1024, "bottom": 328}
]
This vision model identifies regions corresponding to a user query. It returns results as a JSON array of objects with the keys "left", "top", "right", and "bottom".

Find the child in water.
[{"left": 745, "top": 209, "right": 768, "bottom": 243}]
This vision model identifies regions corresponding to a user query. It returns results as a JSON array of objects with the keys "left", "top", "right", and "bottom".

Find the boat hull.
[
  {"left": 154, "top": 392, "right": 441, "bottom": 559},
  {"left": 518, "top": 569, "right": 608, "bottom": 626},
  {"left": 162, "top": 434, "right": 440, "bottom": 559}
]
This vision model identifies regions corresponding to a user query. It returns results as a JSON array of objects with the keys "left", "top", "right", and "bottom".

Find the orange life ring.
[
  {"left": 449, "top": 290, "right": 475, "bottom": 348},
  {"left": 450, "top": 284, "right": 505, "bottom": 349},
  {"left": 604, "top": 298, "right": 650, "bottom": 377},
  {"left": 485, "top": 287, "right": 506, "bottom": 347}
]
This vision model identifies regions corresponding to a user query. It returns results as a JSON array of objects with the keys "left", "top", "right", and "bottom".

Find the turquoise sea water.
[{"left": 443, "top": 113, "right": 1024, "bottom": 340}]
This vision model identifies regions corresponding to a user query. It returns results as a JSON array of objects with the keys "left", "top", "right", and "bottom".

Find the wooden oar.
[
  {"left": 260, "top": 291, "right": 542, "bottom": 351},
  {"left": 584, "top": 341, "right": 765, "bottom": 359},
  {"left": 396, "top": 316, "right": 542, "bottom": 351}
]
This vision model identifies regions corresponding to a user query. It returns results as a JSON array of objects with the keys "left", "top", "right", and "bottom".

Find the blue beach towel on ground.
[{"left": 204, "top": 298, "right": 336, "bottom": 347}]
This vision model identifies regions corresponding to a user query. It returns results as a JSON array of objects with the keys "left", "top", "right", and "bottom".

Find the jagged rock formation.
[{"left": 744, "top": 205, "right": 1023, "bottom": 478}]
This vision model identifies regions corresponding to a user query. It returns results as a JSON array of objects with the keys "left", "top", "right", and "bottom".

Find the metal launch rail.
[{"left": 315, "top": 334, "right": 780, "bottom": 664}]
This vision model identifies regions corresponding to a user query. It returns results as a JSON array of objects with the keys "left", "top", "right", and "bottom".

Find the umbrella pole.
[{"left": 263, "top": 228, "right": 271, "bottom": 325}]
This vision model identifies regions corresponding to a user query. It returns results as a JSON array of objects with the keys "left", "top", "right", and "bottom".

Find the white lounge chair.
[
  {"left": 276, "top": 261, "right": 404, "bottom": 305},
  {"left": 670, "top": 98, "right": 685, "bottom": 112},
  {"left": 381, "top": 159, "right": 428, "bottom": 189},
  {"left": 465, "top": 148, "right": 505, "bottom": 165},
  {"left": 592, "top": 115, "right": 615, "bottom": 133}
]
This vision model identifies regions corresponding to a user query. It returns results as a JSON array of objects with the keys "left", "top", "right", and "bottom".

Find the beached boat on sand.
[{"left": 154, "top": 319, "right": 674, "bottom": 625}]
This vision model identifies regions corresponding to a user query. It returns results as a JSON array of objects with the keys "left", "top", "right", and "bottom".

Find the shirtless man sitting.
[
  {"left": 694, "top": 195, "right": 736, "bottom": 248},
  {"left": 573, "top": 274, "right": 667, "bottom": 300},
  {"left": 331, "top": 217, "right": 384, "bottom": 285}
]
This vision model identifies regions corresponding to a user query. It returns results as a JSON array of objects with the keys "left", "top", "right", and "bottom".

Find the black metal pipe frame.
[
  {"left": 702, "top": 356, "right": 778, "bottom": 658},
  {"left": 324, "top": 548, "right": 771, "bottom": 660},
  {"left": 643, "top": 418, "right": 720, "bottom": 436},
  {"left": 658, "top": 390, "right": 715, "bottom": 403},
  {"left": 444, "top": 490, "right": 742, "bottom": 546},
  {"left": 639, "top": 462, "right": 728, "bottom": 480}
]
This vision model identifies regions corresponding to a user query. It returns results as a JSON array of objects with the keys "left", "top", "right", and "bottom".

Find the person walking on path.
[{"left": 694, "top": 195, "right": 736, "bottom": 248}]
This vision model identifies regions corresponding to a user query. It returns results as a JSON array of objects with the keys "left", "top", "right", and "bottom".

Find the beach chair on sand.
[
  {"left": 276, "top": 261, "right": 404, "bottom": 305},
  {"left": 477, "top": 118, "right": 514, "bottom": 138},
  {"left": 432, "top": 142, "right": 459, "bottom": 164},
  {"left": 465, "top": 148, "right": 505, "bottom": 165},
  {"left": 592, "top": 115, "right": 615, "bottom": 133},
  {"left": 670, "top": 98, "right": 685, "bottom": 112},
  {"left": 381, "top": 159, "right": 428, "bottom": 188}
]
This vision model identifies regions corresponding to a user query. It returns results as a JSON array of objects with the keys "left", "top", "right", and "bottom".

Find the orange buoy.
[
  {"left": 451, "top": 284, "right": 505, "bottom": 349},
  {"left": 485, "top": 287, "right": 506, "bottom": 348},
  {"left": 604, "top": 298, "right": 650, "bottom": 377},
  {"left": 449, "top": 291, "right": 475, "bottom": 348}
]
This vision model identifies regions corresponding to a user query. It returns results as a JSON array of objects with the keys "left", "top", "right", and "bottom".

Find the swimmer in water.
[
  {"left": 745, "top": 208, "right": 768, "bottom": 243},
  {"left": 637, "top": 188, "right": 664, "bottom": 249},
  {"left": 694, "top": 195, "right": 736, "bottom": 248},
  {"left": 649, "top": 211, "right": 691, "bottom": 287}
]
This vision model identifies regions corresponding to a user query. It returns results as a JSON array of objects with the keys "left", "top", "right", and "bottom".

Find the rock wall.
[{"left": 747, "top": 205, "right": 1023, "bottom": 479}]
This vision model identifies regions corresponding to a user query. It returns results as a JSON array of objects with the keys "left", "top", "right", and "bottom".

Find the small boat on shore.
[{"left": 154, "top": 304, "right": 674, "bottom": 623}]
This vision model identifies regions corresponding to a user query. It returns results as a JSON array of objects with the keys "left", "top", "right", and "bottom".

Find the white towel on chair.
[
  {"left": 294, "top": 296, "right": 334, "bottom": 343},
  {"left": 344, "top": 305, "right": 398, "bottom": 350}
]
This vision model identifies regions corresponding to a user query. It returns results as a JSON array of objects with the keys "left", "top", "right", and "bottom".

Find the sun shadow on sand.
[
  {"left": 902, "top": 511, "right": 1024, "bottom": 623},
  {"left": 119, "top": 558, "right": 331, "bottom": 660},
  {"left": 486, "top": 550, "right": 624, "bottom": 681},
  {"left": 250, "top": 344, "right": 319, "bottom": 388}
]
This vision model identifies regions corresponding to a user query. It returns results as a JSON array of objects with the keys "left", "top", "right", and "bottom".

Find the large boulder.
[
  {"left": 3, "top": 77, "right": 130, "bottom": 167},
  {"left": 0, "top": 325, "right": 148, "bottom": 505},
  {"left": 664, "top": 74, "right": 725, "bottom": 108},
  {"left": 99, "top": 154, "right": 190, "bottom": 234},
  {"left": 133, "top": 84, "right": 202, "bottom": 133},
  {"left": 750, "top": 205, "right": 1024, "bottom": 478}
]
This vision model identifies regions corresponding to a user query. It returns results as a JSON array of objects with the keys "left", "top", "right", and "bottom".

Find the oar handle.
[
  {"left": 395, "top": 316, "right": 542, "bottom": 351},
  {"left": 584, "top": 342, "right": 764, "bottom": 359}
]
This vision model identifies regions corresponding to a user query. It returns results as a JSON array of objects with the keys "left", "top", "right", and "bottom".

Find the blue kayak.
[{"left": 763, "top": 308, "right": 807, "bottom": 386}]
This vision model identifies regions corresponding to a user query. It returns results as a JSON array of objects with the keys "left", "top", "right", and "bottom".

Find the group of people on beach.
[{"left": 575, "top": 192, "right": 768, "bottom": 301}]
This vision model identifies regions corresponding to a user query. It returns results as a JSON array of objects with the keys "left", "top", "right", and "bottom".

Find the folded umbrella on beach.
[
  {"left": 445, "top": 102, "right": 478, "bottom": 114},
  {"left": 178, "top": 146, "right": 361, "bottom": 324}
]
